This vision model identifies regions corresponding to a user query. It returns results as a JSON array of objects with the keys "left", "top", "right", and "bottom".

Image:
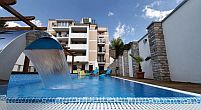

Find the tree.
[
  {"left": 110, "top": 37, "right": 124, "bottom": 59},
  {"left": 130, "top": 54, "right": 144, "bottom": 72}
]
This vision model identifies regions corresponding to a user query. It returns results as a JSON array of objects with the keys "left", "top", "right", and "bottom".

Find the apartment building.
[{"left": 47, "top": 18, "right": 109, "bottom": 73}]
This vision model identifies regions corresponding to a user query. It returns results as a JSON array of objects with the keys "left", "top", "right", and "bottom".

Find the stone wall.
[
  {"left": 147, "top": 22, "right": 170, "bottom": 81},
  {"left": 130, "top": 42, "right": 139, "bottom": 77},
  {"left": 123, "top": 50, "right": 129, "bottom": 77},
  {"left": 118, "top": 56, "right": 123, "bottom": 76}
]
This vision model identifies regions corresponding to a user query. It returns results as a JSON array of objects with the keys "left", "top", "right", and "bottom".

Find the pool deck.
[{"left": 117, "top": 76, "right": 201, "bottom": 94}]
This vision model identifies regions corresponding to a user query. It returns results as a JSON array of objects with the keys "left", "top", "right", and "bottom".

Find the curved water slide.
[{"left": 0, "top": 30, "right": 70, "bottom": 88}]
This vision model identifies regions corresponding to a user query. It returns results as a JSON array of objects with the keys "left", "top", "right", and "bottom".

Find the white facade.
[
  {"left": 138, "top": 35, "right": 153, "bottom": 79},
  {"left": 162, "top": 0, "right": 201, "bottom": 83}
]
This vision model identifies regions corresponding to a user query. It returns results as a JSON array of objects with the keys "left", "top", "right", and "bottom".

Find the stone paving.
[{"left": 118, "top": 76, "right": 201, "bottom": 94}]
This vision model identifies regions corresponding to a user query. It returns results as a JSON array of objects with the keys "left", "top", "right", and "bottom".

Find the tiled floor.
[
  {"left": 118, "top": 76, "right": 201, "bottom": 94},
  {"left": 0, "top": 102, "right": 201, "bottom": 110}
]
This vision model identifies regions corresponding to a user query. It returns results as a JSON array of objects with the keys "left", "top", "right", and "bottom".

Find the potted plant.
[{"left": 130, "top": 54, "right": 144, "bottom": 79}]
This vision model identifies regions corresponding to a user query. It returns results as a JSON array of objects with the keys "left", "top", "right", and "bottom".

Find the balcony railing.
[
  {"left": 97, "top": 59, "right": 106, "bottom": 64},
  {"left": 98, "top": 39, "right": 105, "bottom": 44},
  {"left": 52, "top": 22, "right": 70, "bottom": 27},
  {"left": 98, "top": 49, "right": 106, "bottom": 54},
  {"left": 13, "top": 64, "right": 36, "bottom": 72},
  {"left": 56, "top": 34, "right": 69, "bottom": 37},
  {"left": 97, "top": 59, "right": 105, "bottom": 62}
]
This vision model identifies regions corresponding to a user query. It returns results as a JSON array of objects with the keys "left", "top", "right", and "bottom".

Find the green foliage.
[
  {"left": 130, "top": 54, "right": 144, "bottom": 72},
  {"left": 123, "top": 42, "right": 133, "bottom": 50},
  {"left": 129, "top": 54, "right": 144, "bottom": 64},
  {"left": 110, "top": 37, "right": 124, "bottom": 58}
]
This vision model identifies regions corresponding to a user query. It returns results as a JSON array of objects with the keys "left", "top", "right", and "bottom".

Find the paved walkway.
[{"left": 118, "top": 76, "right": 201, "bottom": 94}]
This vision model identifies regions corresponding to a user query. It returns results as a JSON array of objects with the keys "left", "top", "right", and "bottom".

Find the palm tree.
[
  {"left": 130, "top": 54, "right": 144, "bottom": 72},
  {"left": 110, "top": 37, "right": 124, "bottom": 59}
]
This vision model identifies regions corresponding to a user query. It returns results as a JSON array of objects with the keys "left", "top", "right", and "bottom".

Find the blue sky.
[{"left": 0, "top": 0, "right": 183, "bottom": 43}]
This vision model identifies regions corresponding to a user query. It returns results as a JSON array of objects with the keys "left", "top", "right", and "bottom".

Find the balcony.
[
  {"left": 70, "top": 33, "right": 87, "bottom": 38},
  {"left": 97, "top": 59, "right": 106, "bottom": 64},
  {"left": 67, "top": 56, "right": 88, "bottom": 62},
  {"left": 56, "top": 35, "right": 69, "bottom": 42},
  {"left": 52, "top": 23, "right": 69, "bottom": 31},
  {"left": 98, "top": 39, "right": 105, "bottom": 45},
  {"left": 69, "top": 44, "right": 87, "bottom": 50},
  {"left": 98, "top": 49, "right": 105, "bottom": 54}
]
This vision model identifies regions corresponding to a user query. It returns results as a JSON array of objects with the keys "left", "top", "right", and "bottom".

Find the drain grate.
[{"left": 1, "top": 103, "right": 201, "bottom": 110}]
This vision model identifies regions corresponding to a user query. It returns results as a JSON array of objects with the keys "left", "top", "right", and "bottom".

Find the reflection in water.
[{"left": 24, "top": 50, "right": 71, "bottom": 89}]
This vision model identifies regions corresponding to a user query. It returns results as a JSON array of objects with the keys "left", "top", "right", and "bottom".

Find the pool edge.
[{"left": 112, "top": 76, "right": 201, "bottom": 97}]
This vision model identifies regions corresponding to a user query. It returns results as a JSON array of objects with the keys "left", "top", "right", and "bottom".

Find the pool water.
[{"left": 7, "top": 74, "right": 194, "bottom": 98}]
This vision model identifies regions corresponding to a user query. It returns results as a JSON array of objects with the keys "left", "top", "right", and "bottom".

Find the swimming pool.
[
  {"left": 4, "top": 74, "right": 201, "bottom": 105},
  {"left": 7, "top": 74, "right": 196, "bottom": 98}
]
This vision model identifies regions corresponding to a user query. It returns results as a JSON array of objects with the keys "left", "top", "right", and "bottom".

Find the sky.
[{"left": 0, "top": 0, "right": 183, "bottom": 43}]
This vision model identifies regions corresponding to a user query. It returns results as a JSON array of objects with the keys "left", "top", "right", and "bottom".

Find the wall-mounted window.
[
  {"left": 71, "top": 27, "right": 87, "bottom": 33},
  {"left": 143, "top": 39, "right": 148, "bottom": 44},
  {"left": 71, "top": 38, "right": 87, "bottom": 44},
  {"left": 81, "top": 64, "right": 85, "bottom": 70},
  {"left": 72, "top": 50, "right": 86, "bottom": 56},
  {"left": 73, "top": 65, "right": 77, "bottom": 70}
]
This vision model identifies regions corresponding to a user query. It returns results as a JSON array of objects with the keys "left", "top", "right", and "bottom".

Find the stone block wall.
[
  {"left": 123, "top": 50, "right": 129, "bottom": 77},
  {"left": 147, "top": 22, "right": 171, "bottom": 81},
  {"left": 131, "top": 42, "right": 139, "bottom": 77},
  {"left": 118, "top": 56, "right": 123, "bottom": 76}
]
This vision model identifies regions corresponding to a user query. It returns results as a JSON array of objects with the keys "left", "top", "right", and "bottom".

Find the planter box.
[{"left": 136, "top": 72, "right": 145, "bottom": 79}]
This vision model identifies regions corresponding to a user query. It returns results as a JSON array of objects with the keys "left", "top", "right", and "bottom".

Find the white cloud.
[
  {"left": 108, "top": 11, "right": 114, "bottom": 16},
  {"left": 31, "top": 20, "right": 43, "bottom": 27},
  {"left": 6, "top": 22, "right": 22, "bottom": 27},
  {"left": 113, "top": 22, "right": 135, "bottom": 39},
  {"left": 0, "top": 6, "right": 2, "bottom": 10},
  {"left": 5, "top": 20, "right": 42, "bottom": 27},
  {"left": 149, "top": 1, "right": 161, "bottom": 7},
  {"left": 143, "top": 6, "right": 173, "bottom": 21}
]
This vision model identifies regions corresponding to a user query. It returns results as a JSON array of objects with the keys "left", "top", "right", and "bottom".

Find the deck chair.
[{"left": 106, "top": 68, "right": 112, "bottom": 75}]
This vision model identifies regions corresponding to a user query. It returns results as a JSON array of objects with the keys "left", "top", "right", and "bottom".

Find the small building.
[{"left": 47, "top": 18, "right": 110, "bottom": 73}]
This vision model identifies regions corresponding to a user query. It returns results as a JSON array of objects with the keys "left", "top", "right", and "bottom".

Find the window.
[
  {"left": 89, "top": 65, "right": 93, "bottom": 71},
  {"left": 71, "top": 50, "right": 86, "bottom": 56},
  {"left": 98, "top": 55, "right": 105, "bottom": 62},
  {"left": 99, "top": 66, "right": 104, "bottom": 71},
  {"left": 98, "top": 46, "right": 105, "bottom": 52},
  {"left": 143, "top": 39, "right": 147, "bottom": 44},
  {"left": 81, "top": 64, "right": 85, "bottom": 70},
  {"left": 73, "top": 65, "right": 77, "bottom": 70},
  {"left": 71, "top": 38, "right": 87, "bottom": 44},
  {"left": 71, "top": 27, "right": 87, "bottom": 33}
]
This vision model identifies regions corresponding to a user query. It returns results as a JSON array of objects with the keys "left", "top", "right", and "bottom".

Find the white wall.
[
  {"left": 138, "top": 35, "right": 153, "bottom": 79},
  {"left": 128, "top": 49, "right": 133, "bottom": 77},
  {"left": 109, "top": 57, "right": 114, "bottom": 64},
  {"left": 162, "top": 0, "right": 201, "bottom": 83}
]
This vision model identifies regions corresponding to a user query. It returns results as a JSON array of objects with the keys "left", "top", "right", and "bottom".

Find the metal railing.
[
  {"left": 13, "top": 64, "right": 36, "bottom": 72},
  {"left": 98, "top": 39, "right": 105, "bottom": 43}
]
